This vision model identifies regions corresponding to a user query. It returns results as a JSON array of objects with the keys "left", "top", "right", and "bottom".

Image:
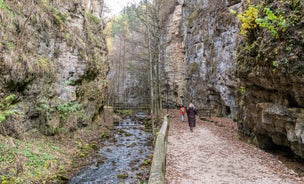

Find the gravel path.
[{"left": 165, "top": 110, "right": 304, "bottom": 184}]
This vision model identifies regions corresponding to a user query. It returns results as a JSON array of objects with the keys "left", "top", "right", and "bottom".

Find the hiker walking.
[
  {"left": 179, "top": 104, "right": 187, "bottom": 123},
  {"left": 187, "top": 103, "right": 197, "bottom": 132}
]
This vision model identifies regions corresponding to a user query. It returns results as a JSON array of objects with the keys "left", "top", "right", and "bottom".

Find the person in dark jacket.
[{"left": 187, "top": 103, "right": 197, "bottom": 132}]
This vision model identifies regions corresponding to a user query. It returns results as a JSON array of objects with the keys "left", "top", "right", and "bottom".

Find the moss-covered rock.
[
  {"left": 0, "top": 1, "right": 110, "bottom": 182},
  {"left": 236, "top": 0, "right": 304, "bottom": 159},
  {"left": 0, "top": 0, "right": 109, "bottom": 137}
]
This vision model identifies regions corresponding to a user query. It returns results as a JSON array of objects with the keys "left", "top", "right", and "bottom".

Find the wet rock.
[
  {"left": 69, "top": 117, "right": 153, "bottom": 183},
  {"left": 135, "top": 112, "right": 147, "bottom": 120},
  {"left": 117, "top": 173, "right": 128, "bottom": 179}
]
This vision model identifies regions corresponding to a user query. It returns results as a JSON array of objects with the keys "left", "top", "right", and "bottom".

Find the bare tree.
[{"left": 106, "top": 0, "right": 173, "bottom": 133}]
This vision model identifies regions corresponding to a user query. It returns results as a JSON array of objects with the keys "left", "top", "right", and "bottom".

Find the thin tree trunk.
[
  {"left": 146, "top": 0, "right": 155, "bottom": 135},
  {"left": 155, "top": 0, "right": 161, "bottom": 120},
  {"left": 123, "top": 38, "right": 126, "bottom": 104}
]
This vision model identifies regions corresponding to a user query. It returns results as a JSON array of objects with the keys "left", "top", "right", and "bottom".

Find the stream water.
[{"left": 69, "top": 114, "right": 153, "bottom": 184}]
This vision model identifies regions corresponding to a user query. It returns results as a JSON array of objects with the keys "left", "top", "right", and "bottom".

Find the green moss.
[
  {"left": 85, "top": 12, "right": 101, "bottom": 24},
  {"left": 0, "top": 94, "right": 18, "bottom": 123},
  {"left": 238, "top": 86, "right": 246, "bottom": 95},
  {"left": 117, "top": 129, "right": 132, "bottom": 137},
  {"left": 117, "top": 173, "right": 128, "bottom": 179},
  {"left": 125, "top": 132, "right": 132, "bottom": 137},
  {"left": 143, "top": 118, "right": 152, "bottom": 131},
  {"left": 76, "top": 143, "right": 94, "bottom": 158},
  {"left": 115, "top": 109, "right": 134, "bottom": 116},
  {"left": 100, "top": 128, "right": 111, "bottom": 139},
  {"left": 142, "top": 159, "right": 151, "bottom": 166}
]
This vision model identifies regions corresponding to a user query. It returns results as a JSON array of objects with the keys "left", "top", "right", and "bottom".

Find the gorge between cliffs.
[{"left": 0, "top": 0, "right": 303, "bottom": 183}]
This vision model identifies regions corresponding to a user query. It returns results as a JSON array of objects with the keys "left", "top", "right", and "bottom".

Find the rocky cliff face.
[
  {"left": 164, "top": 0, "right": 304, "bottom": 159},
  {"left": 236, "top": 0, "right": 304, "bottom": 158},
  {"left": 0, "top": 0, "right": 108, "bottom": 137},
  {"left": 162, "top": 2, "right": 187, "bottom": 107},
  {"left": 163, "top": 0, "right": 241, "bottom": 116}
]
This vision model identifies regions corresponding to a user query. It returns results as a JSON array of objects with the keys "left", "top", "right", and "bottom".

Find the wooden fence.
[
  {"left": 104, "top": 102, "right": 150, "bottom": 111},
  {"left": 148, "top": 115, "right": 170, "bottom": 184}
]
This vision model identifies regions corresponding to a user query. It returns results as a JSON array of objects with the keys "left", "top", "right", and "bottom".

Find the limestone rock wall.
[
  {"left": 0, "top": 0, "right": 108, "bottom": 137},
  {"left": 163, "top": 0, "right": 241, "bottom": 116},
  {"left": 162, "top": 3, "right": 187, "bottom": 107}
]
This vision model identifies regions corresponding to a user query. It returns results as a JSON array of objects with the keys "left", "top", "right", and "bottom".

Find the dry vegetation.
[
  {"left": 0, "top": 0, "right": 110, "bottom": 183},
  {"left": 0, "top": 109, "right": 115, "bottom": 183}
]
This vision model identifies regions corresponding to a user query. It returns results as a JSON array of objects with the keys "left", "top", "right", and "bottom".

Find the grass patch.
[
  {"left": 76, "top": 143, "right": 93, "bottom": 158},
  {"left": 49, "top": 7, "right": 67, "bottom": 25}
]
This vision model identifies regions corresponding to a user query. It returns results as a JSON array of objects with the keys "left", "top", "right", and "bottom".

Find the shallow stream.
[{"left": 69, "top": 114, "right": 153, "bottom": 184}]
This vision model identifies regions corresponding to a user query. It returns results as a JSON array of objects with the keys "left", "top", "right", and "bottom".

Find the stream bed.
[{"left": 69, "top": 114, "right": 153, "bottom": 184}]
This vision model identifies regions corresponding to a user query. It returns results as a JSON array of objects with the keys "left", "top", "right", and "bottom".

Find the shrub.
[
  {"left": 256, "top": 7, "right": 287, "bottom": 38},
  {"left": 237, "top": 5, "right": 287, "bottom": 38},
  {"left": 56, "top": 102, "right": 86, "bottom": 121},
  {"left": 237, "top": 5, "right": 259, "bottom": 35},
  {"left": 38, "top": 101, "right": 87, "bottom": 124}
]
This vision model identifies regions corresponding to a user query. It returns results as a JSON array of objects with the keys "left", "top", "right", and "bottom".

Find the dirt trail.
[{"left": 165, "top": 110, "right": 304, "bottom": 184}]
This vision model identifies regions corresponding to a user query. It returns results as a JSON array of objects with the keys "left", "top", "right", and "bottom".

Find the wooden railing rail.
[
  {"left": 197, "top": 108, "right": 212, "bottom": 117},
  {"left": 148, "top": 115, "right": 170, "bottom": 184}
]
